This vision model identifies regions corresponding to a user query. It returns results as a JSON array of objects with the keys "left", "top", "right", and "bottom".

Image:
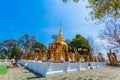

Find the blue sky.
[{"left": 0, "top": 0, "right": 105, "bottom": 46}]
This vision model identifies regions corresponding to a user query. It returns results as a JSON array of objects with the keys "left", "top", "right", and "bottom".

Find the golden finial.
[
  {"left": 57, "top": 22, "right": 64, "bottom": 42},
  {"left": 60, "top": 21, "right": 62, "bottom": 27}
]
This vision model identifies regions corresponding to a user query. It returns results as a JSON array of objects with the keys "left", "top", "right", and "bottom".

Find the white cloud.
[
  {"left": 96, "top": 39, "right": 109, "bottom": 44},
  {"left": 45, "top": 0, "right": 105, "bottom": 39},
  {"left": 41, "top": 0, "right": 105, "bottom": 46}
]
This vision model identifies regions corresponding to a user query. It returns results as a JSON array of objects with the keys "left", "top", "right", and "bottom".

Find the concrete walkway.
[
  {"left": 1, "top": 65, "right": 120, "bottom": 80},
  {"left": 0, "top": 65, "right": 43, "bottom": 80}
]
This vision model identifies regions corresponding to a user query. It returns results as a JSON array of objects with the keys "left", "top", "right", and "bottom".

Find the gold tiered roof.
[
  {"left": 52, "top": 23, "right": 68, "bottom": 62},
  {"left": 56, "top": 23, "right": 64, "bottom": 42},
  {"left": 55, "top": 23, "right": 67, "bottom": 46}
]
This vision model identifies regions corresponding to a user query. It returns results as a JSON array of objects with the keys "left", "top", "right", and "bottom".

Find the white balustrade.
[
  {"left": 47, "top": 63, "right": 66, "bottom": 76},
  {"left": 91, "top": 62, "right": 97, "bottom": 69},
  {"left": 37, "top": 62, "right": 51, "bottom": 76},
  {"left": 67, "top": 62, "right": 80, "bottom": 72},
  {"left": 80, "top": 62, "right": 88, "bottom": 70},
  {"left": 20, "top": 60, "right": 106, "bottom": 76}
]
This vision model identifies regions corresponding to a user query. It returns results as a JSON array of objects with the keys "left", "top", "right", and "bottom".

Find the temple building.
[
  {"left": 21, "top": 23, "right": 105, "bottom": 63},
  {"left": 52, "top": 23, "right": 68, "bottom": 62}
]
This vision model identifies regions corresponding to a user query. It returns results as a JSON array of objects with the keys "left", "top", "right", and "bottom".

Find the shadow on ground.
[
  {"left": 23, "top": 66, "right": 44, "bottom": 79},
  {"left": 106, "top": 63, "right": 120, "bottom": 67}
]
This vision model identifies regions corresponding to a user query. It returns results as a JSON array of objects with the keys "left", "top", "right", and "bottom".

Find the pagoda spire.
[{"left": 57, "top": 22, "right": 64, "bottom": 42}]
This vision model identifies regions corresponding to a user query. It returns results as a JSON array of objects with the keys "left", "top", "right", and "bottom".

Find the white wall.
[{"left": 19, "top": 60, "right": 106, "bottom": 76}]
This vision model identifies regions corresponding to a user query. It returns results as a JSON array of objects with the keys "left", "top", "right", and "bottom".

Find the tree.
[
  {"left": 0, "top": 39, "right": 17, "bottom": 59},
  {"left": 87, "top": 36, "right": 95, "bottom": 53},
  {"left": 69, "top": 34, "right": 91, "bottom": 54},
  {"left": 63, "top": 0, "right": 79, "bottom": 3},
  {"left": 65, "top": 39, "right": 71, "bottom": 52},
  {"left": 99, "top": 20, "right": 120, "bottom": 50},
  {"left": 18, "top": 34, "right": 36, "bottom": 54},
  {"left": 0, "top": 39, "right": 17, "bottom": 54},
  {"left": 62, "top": 0, "right": 120, "bottom": 23},
  {"left": 88, "top": 0, "right": 120, "bottom": 22},
  {"left": 51, "top": 34, "right": 58, "bottom": 42},
  {"left": 87, "top": 36, "right": 94, "bottom": 49},
  {"left": 48, "top": 34, "right": 58, "bottom": 47},
  {"left": 0, "top": 34, "right": 46, "bottom": 58},
  {"left": 31, "top": 41, "right": 46, "bottom": 53},
  {"left": 10, "top": 46, "right": 21, "bottom": 59}
]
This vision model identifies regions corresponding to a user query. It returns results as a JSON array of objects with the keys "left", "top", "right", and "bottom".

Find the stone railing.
[{"left": 19, "top": 60, "right": 106, "bottom": 76}]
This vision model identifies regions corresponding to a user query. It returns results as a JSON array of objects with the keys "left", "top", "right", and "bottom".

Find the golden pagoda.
[{"left": 52, "top": 23, "right": 68, "bottom": 62}]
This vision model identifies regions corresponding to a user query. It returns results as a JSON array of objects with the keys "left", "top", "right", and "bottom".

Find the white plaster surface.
[{"left": 19, "top": 60, "right": 106, "bottom": 76}]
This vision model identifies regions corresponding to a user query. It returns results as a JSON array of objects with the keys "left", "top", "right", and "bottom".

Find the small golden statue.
[{"left": 107, "top": 49, "right": 118, "bottom": 64}]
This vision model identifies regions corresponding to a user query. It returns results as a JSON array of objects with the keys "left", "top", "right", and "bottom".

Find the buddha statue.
[
  {"left": 69, "top": 52, "right": 73, "bottom": 62},
  {"left": 80, "top": 56, "right": 85, "bottom": 62},
  {"left": 72, "top": 53, "right": 75, "bottom": 62},
  {"left": 38, "top": 51, "right": 43, "bottom": 61},
  {"left": 89, "top": 53, "right": 93, "bottom": 62},
  {"left": 107, "top": 52, "right": 111, "bottom": 64},
  {"left": 112, "top": 52, "right": 118, "bottom": 64},
  {"left": 50, "top": 53, "right": 55, "bottom": 62},
  {"left": 87, "top": 56, "right": 90, "bottom": 62},
  {"left": 20, "top": 54, "right": 24, "bottom": 60},
  {"left": 75, "top": 53, "right": 79, "bottom": 62},
  {"left": 46, "top": 47, "right": 52, "bottom": 60},
  {"left": 42, "top": 54, "right": 47, "bottom": 61},
  {"left": 93, "top": 56, "right": 97, "bottom": 62},
  {"left": 101, "top": 57, "right": 105, "bottom": 62},
  {"left": 83, "top": 49, "right": 88, "bottom": 62},
  {"left": 83, "top": 54, "right": 87, "bottom": 62}
]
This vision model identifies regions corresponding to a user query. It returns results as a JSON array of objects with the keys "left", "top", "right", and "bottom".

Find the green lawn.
[{"left": 0, "top": 64, "right": 7, "bottom": 75}]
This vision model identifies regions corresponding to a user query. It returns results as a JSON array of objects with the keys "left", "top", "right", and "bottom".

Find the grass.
[{"left": 0, "top": 64, "right": 7, "bottom": 75}]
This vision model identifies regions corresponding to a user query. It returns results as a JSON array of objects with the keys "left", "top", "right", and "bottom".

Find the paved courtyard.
[
  {"left": 0, "top": 65, "right": 120, "bottom": 80},
  {"left": 0, "top": 65, "right": 42, "bottom": 80}
]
